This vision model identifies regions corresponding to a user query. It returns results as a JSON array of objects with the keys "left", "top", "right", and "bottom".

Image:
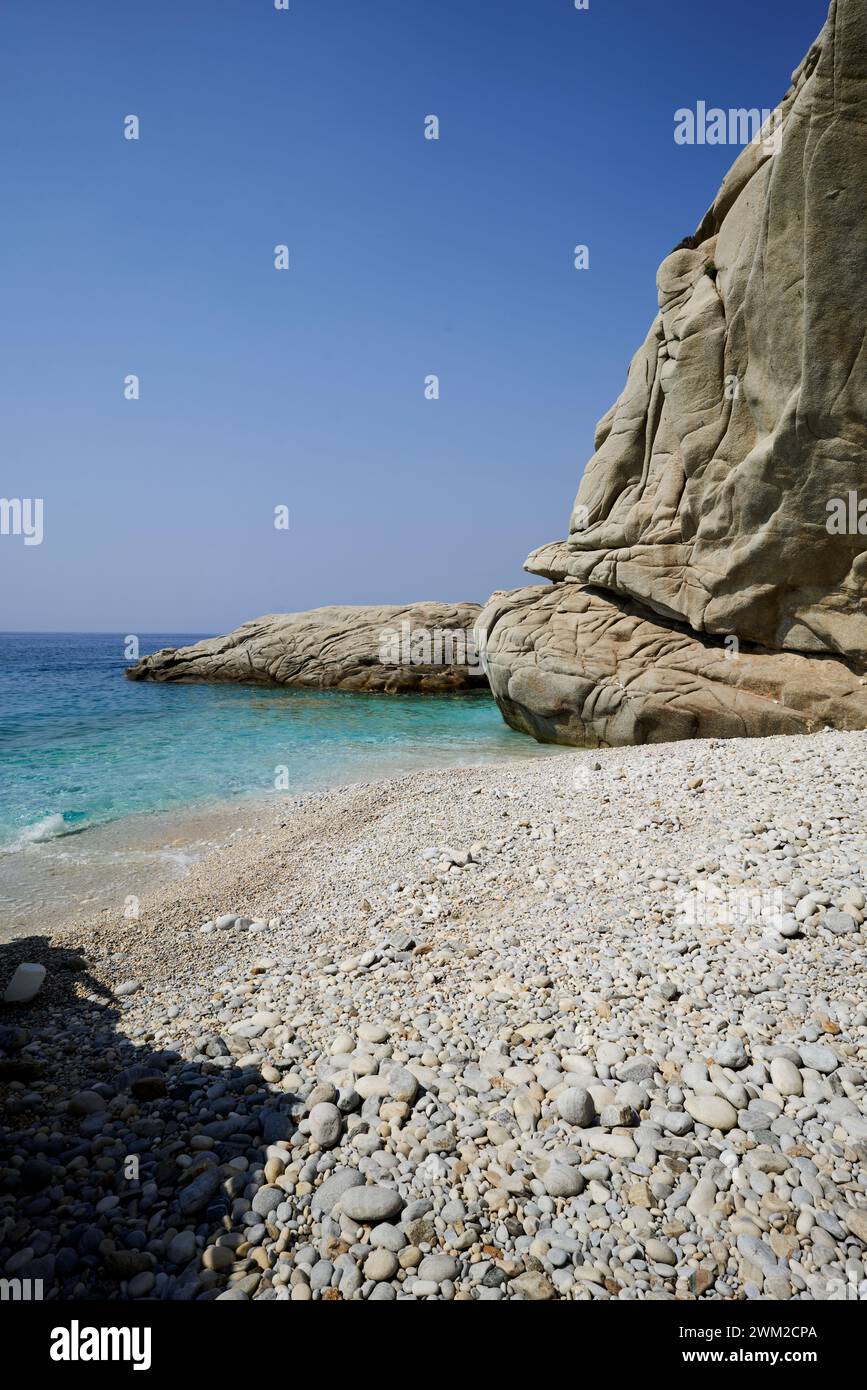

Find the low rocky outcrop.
[
  {"left": 125, "top": 603, "right": 486, "bottom": 693},
  {"left": 481, "top": 0, "right": 867, "bottom": 746}
]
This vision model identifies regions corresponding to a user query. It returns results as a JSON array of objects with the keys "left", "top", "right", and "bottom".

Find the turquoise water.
[{"left": 0, "top": 632, "right": 545, "bottom": 852}]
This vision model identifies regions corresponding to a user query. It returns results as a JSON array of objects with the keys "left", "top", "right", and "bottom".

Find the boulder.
[
  {"left": 481, "top": 0, "right": 867, "bottom": 746},
  {"left": 479, "top": 584, "right": 867, "bottom": 747}
]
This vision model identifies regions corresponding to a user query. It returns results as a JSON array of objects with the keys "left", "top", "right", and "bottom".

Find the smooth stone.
[
  {"left": 844, "top": 1209, "right": 867, "bottom": 1244},
  {"left": 823, "top": 910, "right": 856, "bottom": 935},
  {"left": 770, "top": 1057, "right": 803, "bottom": 1097},
  {"left": 167, "top": 1231, "right": 197, "bottom": 1264},
  {"left": 364, "top": 1248, "right": 399, "bottom": 1282},
  {"left": 311, "top": 1168, "right": 364, "bottom": 1215},
  {"left": 644, "top": 1239, "right": 677, "bottom": 1266},
  {"left": 370, "top": 1223, "right": 406, "bottom": 1252},
  {"left": 510, "top": 1271, "right": 556, "bottom": 1300},
  {"left": 68, "top": 1090, "right": 107, "bottom": 1116},
  {"left": 202, "top": 1245, "right": 234, "bottom": 1271},
  {"left": 685, "top": 1095, "right": 739, "bottom": 1132},
  {"left": 417, "top": 1253, "right": 460, "bottom": 1283},
  {"left": 368, "top": 1282, "right": 396, "bottom": 1301},
  {"left": 309, "top": 1102, "right": 342, "bottom": 1148},
  {"left": 538, "top": 1162, "right": 585, "bottom": 1198},
  {"left": 797, "top": 1043, "right": 839, "bottom": 1073},
  {"left": 715, "top": 1038, "right": 749, "bottom": 1070},
  {"left": 128, "top": 1271, "right": 155, "bottom": 1298},
  {"left": 410, "top": 1279, "right": 440, "bottom": 1297},
  {"left": 380, "top": 1064, "right": 419, "bottom": 1104},
  {"left": 358, "top": 1022, "right": 390, "bottom": 1044},
  {"left": 178, "top": 1167, "right": 221, "bottom": 1216},
  {"left": 3, "top": 963, "right": 46, "bottom": 1003},
  {"left": 339, "top": 1186, "right": 405, "bottom": 1223},
  {"left": 251, "top": 1185, "right": 284, "bottom": 1217},
  {"left": 557, "top": 1087, "right": 595, "bottom": 1127}
]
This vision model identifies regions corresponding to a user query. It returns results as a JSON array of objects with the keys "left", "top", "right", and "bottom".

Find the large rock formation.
[
  {"left": 480, "top": 0, "right": 867, "bottom": 746},
  {"left": 126, "top": 603, "right": 487, "bottom": 693}
]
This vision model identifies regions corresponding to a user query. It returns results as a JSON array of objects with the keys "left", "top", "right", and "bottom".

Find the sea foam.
[{"left": 4, "top": 812, "right": 87, "bottom": 851}]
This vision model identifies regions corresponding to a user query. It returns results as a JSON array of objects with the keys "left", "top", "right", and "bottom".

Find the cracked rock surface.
[
  {"left": 125, "top": 603, "right": 486, "bottom": 693},
  {"left": 479, "top": 585, "right": 867, "bottom": 747},
  {"left": 482, "top": 0, "right": 867, "bottom": 746}
]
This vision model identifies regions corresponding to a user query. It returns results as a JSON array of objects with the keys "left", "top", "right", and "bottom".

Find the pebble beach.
[{"left": 2, "top": 729, "right": 866, "bottom": 1302}]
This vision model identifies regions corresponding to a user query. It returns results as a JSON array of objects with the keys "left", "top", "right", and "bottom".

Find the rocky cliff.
[
  {"left": 480, "top": 0, "right": 867, "bottom": 746},
  {"left": 125, "top": 603, "right": 487, "bottom": 694}
]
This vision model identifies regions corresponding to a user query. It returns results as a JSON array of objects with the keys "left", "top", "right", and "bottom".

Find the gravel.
[{"left": 1, "top": 729, "right": 866, "bottom": 1301}]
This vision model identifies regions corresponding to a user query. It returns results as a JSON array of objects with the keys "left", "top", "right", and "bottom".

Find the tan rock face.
[
  {"left": 482, "top": 0, "right": 867, "bottom": 746},
  {"left": 125, "top": 603, "right": 486, "bottom": 693},
  {"left": 480, "top": 585, "right": 867, "bottom": 747}
]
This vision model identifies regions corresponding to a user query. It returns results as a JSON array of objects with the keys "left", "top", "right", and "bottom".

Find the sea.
[{"left": 0, "top": 632, "right": 558, "bottom": 935}]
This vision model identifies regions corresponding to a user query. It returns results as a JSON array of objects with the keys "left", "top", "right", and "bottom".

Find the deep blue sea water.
[{"left": 0, "top": 632, "right": 548, "bottom": 852}]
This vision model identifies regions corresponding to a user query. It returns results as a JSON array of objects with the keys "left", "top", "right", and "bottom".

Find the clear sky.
[{"left": 0, "top": 0, "right": 828, "bottom": 632}]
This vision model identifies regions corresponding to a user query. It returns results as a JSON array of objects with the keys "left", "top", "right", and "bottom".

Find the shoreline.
[
  {"left": 0, "top": 794, "right": 278, "bottom": 944},
  {"left": 21, "top": 743, "right": 565, "bottom": 944},
  {"left": 3, "top": 729, "right": 866, "bottom": 1301},
  {"left": 0, "top": 735, "right": 563, "bottom": 943}
]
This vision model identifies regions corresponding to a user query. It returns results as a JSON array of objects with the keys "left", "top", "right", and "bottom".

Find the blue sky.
[{"left": 0, "top": 0, "right": 828, "bottom": 632}]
